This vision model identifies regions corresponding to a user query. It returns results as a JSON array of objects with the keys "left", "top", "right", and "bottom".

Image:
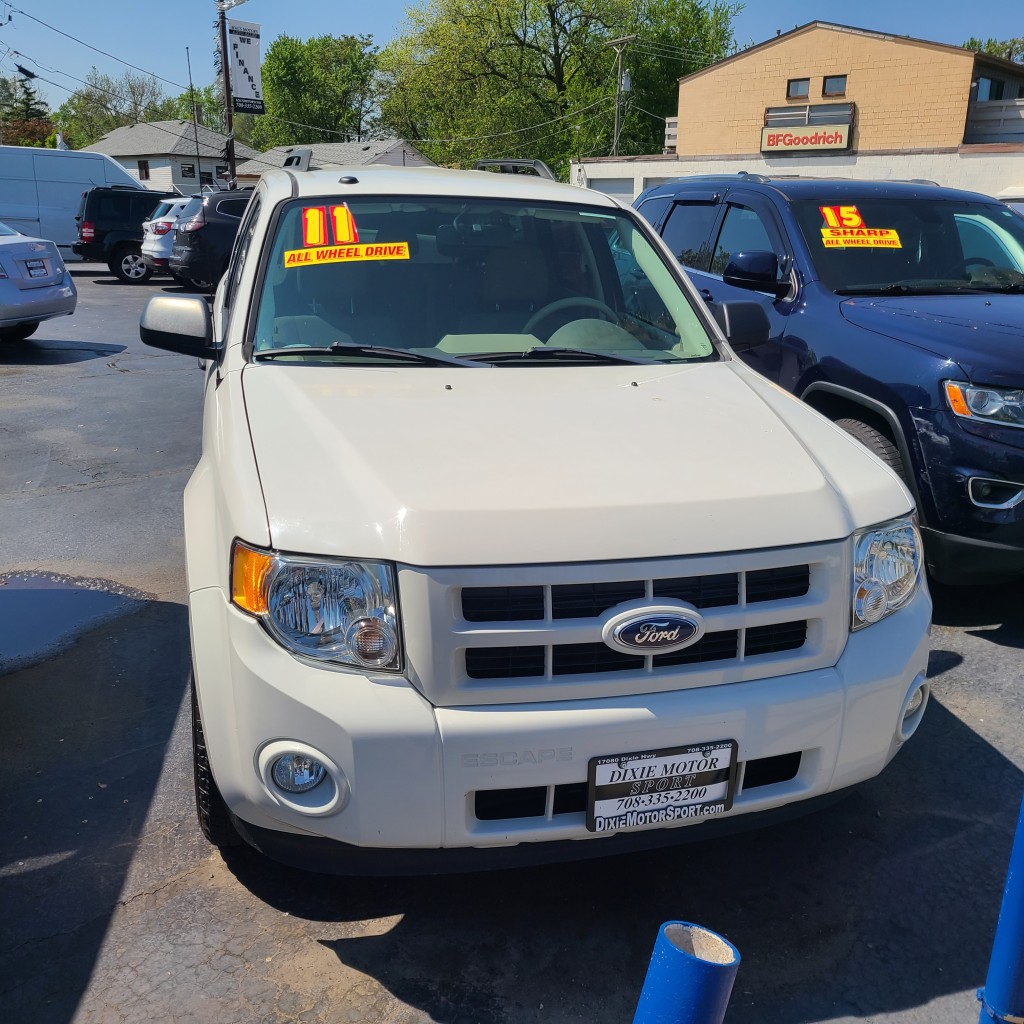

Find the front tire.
[
  {"left": 835, "top": 418, "right": 907, "bottom": 481},
  {"left": 109, "top": 247, "right": 153, "bottom": 283},
  {"left": 191, "top": 674, "right": 241, "bottom": 848},
  {"left": 0, "top": 322, "right": 39, "bottom": 342}
]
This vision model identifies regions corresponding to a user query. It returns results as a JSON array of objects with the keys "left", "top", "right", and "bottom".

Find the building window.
[
  {"left": 787, "top": 78, "right": 810, "bottom": 100},
  {"left": 977, "top": 77, "right": 1004, "bottom": 101},
  {"left": 181, "top": 163, "right": 196, "bottom": 179},
  {"left": 822, "top": 74, "right": 847, "bottom": 97},
  {"left": 137, "top": 159, "right": 150, "bottom": 181}
]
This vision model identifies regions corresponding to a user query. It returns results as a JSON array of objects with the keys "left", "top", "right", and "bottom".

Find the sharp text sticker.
[{"left": 819, "top": 205, "right": 901, "bottom": 248}]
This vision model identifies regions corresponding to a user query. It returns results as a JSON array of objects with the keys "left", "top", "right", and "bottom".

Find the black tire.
[
  {"left": 0, "top": 322, "right": 39, "bottom": 342},
  {"left": 835, "top": 417, "right": 907, "bottom": 481},
  {"left": 191, "top": 674, "right": 242, "bottom": 848},
  {"left": 109, "top": 246, "right": 153, "bottom": 284}
]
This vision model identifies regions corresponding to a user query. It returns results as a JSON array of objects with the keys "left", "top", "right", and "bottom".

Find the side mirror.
[
  {"left": 710, "top": 300, "right": 771, "bottom": 353},
  {"left": 723, "top": 251, "right": 789, "bottom": 300},
  {"left": 140, "top": 296, "right": 217, "bottom": 359}
]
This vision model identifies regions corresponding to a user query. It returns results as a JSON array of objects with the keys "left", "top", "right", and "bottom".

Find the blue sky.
[{"left": 1, "top": 0, "right": 1019, "bottom": 113}]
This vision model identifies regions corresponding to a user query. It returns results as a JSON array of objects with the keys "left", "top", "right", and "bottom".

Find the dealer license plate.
[
  {"left": 586, "top": 740, "right": 736, "bottom": 833},
  {"left": 24, "top": 258, "right": 48, "bottom": 279}
]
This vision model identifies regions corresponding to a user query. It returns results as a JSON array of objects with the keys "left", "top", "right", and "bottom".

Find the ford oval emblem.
[{"left": 601, "top": 601, "right": 705, "bottom": 656}]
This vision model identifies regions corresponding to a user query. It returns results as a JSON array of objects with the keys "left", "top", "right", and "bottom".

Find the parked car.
[
  {"left": 169, "top": 188, "right": 253, "bottom": 291},
  {"left": 139, "top": 165, "right": 930, "bottom": 874},
  {"left": 73, "top": 186, "right": 178, "bottom": 282},
  {"left": 0, "top": 145, "right": 144, "bottom": 263},
  {"left": 141, "top": 197, "right": 192, "bottom": 279},
  {"left": 0, "top": 219, "right": 77, "bottom": 341},
  {"left": 635, "top": 174, "right": 1024, "bottom": 584},
  {"left": 996, "top": 187, "right": 1024, "bottom": 216}
]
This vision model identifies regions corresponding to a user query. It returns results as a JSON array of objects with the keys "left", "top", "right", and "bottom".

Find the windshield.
[
  {"left": 0, "top": 221, "right": 20, "bottom": 236},
  {"left": 251, "top": 196, "right": 717, "bottom": 364},
  {"left": 792, "top": 198, "right": 1024, "bottom": 294}
]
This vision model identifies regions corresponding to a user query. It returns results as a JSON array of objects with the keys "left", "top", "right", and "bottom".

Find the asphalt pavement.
[{"left": 0, "top": 267, "right": 1021, "bottom": 1024}]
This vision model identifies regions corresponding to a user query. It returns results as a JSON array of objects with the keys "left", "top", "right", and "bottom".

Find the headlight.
[
  {"left": 230, "top": 540, "right": 402, "bottom": 670},
  {"left": 944, "top": 380, "right": 1024, "bottom": 428},
  {"left": 851, "top": 517, "right": 922, "bottom": 631}
]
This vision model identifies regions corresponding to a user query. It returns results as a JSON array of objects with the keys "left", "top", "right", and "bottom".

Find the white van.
[{"left": 0, "top": 146, "right": 144, "bottom": 260}]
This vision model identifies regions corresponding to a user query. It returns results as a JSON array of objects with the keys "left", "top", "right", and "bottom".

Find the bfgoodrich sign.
[{"left": 761, "top": 125, "right": 851, "bottom": 152}]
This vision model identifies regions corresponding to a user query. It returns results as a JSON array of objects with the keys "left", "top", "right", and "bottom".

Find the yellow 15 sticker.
[{"left": 819, "top": 205, "right": 864, "bottom": 228}]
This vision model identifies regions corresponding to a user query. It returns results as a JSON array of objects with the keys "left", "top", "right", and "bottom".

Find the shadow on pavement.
[
  {"left": 0, "top": 338, "right": 126, "bottom": 365},
  {"left": 0, "top": 599, "right": 189, "bottom": 1022},
  {"left": 220, "top": 689, "right": 1022, "bottom": 1024}
]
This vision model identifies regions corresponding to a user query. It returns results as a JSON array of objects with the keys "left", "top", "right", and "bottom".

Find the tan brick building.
[
  {"left": 576, "top": 22, "right": 1024, "bottom": 201},
  {"left": 676, "top": 22, "right": 1023, "bottom": 158}
]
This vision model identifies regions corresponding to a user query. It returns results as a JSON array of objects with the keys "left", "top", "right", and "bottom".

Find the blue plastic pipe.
[
  {"left": 633, "top": 921, "right": 740, "bottom": 1024},
  {"left": 979, "top": 792, "right": 1024, "bottom": 1024}
]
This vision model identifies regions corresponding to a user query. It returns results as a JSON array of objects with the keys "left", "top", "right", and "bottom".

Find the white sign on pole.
[{"left": 227, "top": 19, "right": 265, "bottom": 114}]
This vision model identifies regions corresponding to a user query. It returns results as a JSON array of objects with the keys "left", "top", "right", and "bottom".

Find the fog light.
[
  {"left": 904, "top": 687, "right": 925, "bottom": 719},
  {"left": 897, "top": 679, "right": 929, "bottom": 742},
  {"left": 854, "top": 578, "right": 887, "bottom": 625},
  {"left": 346, "top": 617, "right": 398, "bottom": 667},
  {"left": 271, "top": 753, "right": 326, "bottom": 793}
]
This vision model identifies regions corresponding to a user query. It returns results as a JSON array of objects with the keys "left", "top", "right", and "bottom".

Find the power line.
[{"left": 4, "top": 3, "right": 187, "bottom": 90}]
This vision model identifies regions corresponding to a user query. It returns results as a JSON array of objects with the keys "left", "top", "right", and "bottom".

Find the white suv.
[
  {"left": 140, "top": 167, "right": 931, "bottom": 873},
  {"left": 141, "top": 197, "right": 191, "bottom": 277}
]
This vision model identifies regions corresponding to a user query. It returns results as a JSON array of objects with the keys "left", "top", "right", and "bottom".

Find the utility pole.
[
  {"left": 604, "top": 35, "right": 636, "bottom": 157},
  {"left": 216, "top": 0, "right": 250, "bottom": 188}
]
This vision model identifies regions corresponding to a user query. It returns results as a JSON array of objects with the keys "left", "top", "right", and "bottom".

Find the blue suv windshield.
[{"left": 791, "top": 199, "right": 1024, "bottom": 295}]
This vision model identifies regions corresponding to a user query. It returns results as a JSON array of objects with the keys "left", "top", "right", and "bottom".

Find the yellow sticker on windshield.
[
  {"left": 818, "top": 206, "right": 901, "bottom": 247},
  {"left": 820, "top": 227, "right": 902, "bottom": 248},
  {"left": 283, "top": 242, "right": 411, "bottom": 267}
]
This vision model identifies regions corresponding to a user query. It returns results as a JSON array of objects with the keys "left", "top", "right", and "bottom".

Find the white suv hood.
[{"left": 241, "top": 361, "right": 910, "bottom": 565}]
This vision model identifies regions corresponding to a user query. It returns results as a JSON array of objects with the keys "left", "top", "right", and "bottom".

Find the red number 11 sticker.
[{"left": 302, "top": 205, "right": 360, "bottom": 246}]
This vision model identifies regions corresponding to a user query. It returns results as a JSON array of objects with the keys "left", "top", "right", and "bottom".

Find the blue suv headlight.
[{"left": 945, "top": 380, "right": 1024, "bottom": 428}]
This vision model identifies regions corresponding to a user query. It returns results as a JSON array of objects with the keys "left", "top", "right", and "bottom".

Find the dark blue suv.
[{"left": 635, "top": 174, "right": 1024, "bottom": 584}]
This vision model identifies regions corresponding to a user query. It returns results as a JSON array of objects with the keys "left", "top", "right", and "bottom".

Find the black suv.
[
  {"left": 73, "top": 186, "right": 178, "bottom": 282},
  {"left": 169, "top": 189, "right": 253, "bottom": 291},
  {"left": 635, "top": 174, "right": 1024, "bottom": 583}
]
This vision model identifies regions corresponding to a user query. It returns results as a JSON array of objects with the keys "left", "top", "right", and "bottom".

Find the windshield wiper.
[
  {"left": 964, "top": 281, "right": 1024, "bottom": 294},
  {"left": 253, "top": 343, "right": 487, "bottom": 367},
  {"left": 835, "top": 283, "right": 988, "bottom": 296},
  {"left": 464, "top": 346, "right": 658, "bottom": 365}
]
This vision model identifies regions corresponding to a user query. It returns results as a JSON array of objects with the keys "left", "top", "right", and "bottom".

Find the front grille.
[
  {"left": 404, "top": 543, "right": 842, "bottom": 706},
  {"left": 745, "top": 620, "right": 807, "bottom": 656},
  {"left": 472, "top": 752, "right": 803, "bottom": 821},
  {"left": 461, "top": 566, "right": 806, "bottom": 622},
  {"left": 465, "top": 624, "right": 804, "bottom": 680}
]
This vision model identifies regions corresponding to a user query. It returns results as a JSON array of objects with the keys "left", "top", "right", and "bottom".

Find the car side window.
[
  {"left": 710, "top": 205, "right": 775, "bottom": 277},
  {"left": 635, "top": 195, "right": 672, "bottom": 229},
  {"left": 659, "top": 201, "right": 718, "bottom": 271},
  {"left": 217, "top": 198, "right": 249, "bottom": 218},
  {"left": 224, "top": 194, "right": 262, "bottom": 312}
]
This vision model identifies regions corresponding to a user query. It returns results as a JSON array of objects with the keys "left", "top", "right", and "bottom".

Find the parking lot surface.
[{"left": 1, "top": 268, "right": 1022, "bottom": 1024}]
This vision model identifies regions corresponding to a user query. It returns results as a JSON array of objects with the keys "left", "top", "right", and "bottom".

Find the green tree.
[
  {"left": 964, "top": 36, "right": 1024, "bottom": 63},
  {"left": 248, "top": 34, "right": 379, "bottom": 149},
  {"left": 0, "top": 75, "right": 53, "bottom": 146},
  {"left": 52, "top": 68, "right": 170, "bottom": 149},
  {"left": 377, "top": 0, "right": 739, "bottom": 176}
]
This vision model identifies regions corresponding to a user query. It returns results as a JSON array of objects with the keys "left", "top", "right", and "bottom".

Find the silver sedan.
[{"left": 0, "top": 221, "right": 77, "bottom": 342}]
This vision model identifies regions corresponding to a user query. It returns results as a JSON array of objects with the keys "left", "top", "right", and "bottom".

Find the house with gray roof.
[
  {"left": 82, "top": 120, "right": 266, "bottom": 193},
  {"left": 235, "top": 139, "right": 433, "bottom": 183}
]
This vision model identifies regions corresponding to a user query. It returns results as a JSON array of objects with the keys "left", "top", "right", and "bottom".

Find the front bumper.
[
  {"left": 0, "top": 273, "right": 77, "bottom": 326},
  {"left": 190, "top": 582, "right": 932, "bottom": 868},
  {"left": 910, "top": 408, "right": 1024, "bottom": 579}
]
